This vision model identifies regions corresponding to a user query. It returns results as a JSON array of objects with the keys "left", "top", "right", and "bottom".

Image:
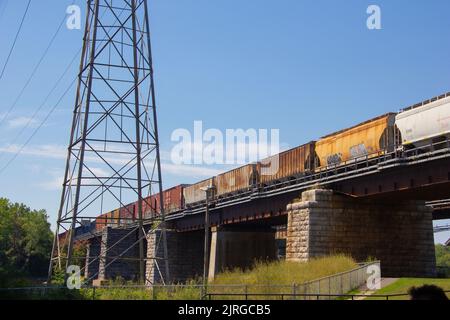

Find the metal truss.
[{"left": 48, "top": 0, "right": 169, "bottom": 284}]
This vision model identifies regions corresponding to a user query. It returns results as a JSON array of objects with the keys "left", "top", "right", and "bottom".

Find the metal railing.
[
  {"left": 1, "top": 284, "right": 448, "bottom": 301},
  {"left": 204, "top": 291, "right": 450, "bottom": 300}
]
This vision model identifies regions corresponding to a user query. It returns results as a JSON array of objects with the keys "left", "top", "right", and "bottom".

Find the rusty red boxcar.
[
  {"left": 216, "top": 164, "right": 258, "bottom": 197},
  {"left": 142, "top": 184, "right": 186, "bottom": 218},
  {"left": 260, "top": 142, "right": 315, "bottom": 185},
  {"left": 119, "top": 202, "right": 135, "bottom": 225},
  {"left": 184, "top": 178, "right": 215, "bottom": 206},
  {"left": 95, "top": 213, "right": 109, "bottom": 231}
]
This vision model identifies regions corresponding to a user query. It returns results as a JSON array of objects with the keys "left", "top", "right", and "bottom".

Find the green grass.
[
  {"left": 366, "top": 278, "right": 450, "bottom": 300},
  {"left": 212, "top": 255, "right": 357, "bottom": 286}
]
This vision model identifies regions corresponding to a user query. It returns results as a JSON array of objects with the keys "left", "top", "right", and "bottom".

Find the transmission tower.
[{"left": 48, "top": 0, "right": 169, "bottom": 284}]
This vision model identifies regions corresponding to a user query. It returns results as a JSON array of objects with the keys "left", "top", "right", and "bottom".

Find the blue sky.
[{"left": 0, "top": 0, "right": 449, "bottom": 243}]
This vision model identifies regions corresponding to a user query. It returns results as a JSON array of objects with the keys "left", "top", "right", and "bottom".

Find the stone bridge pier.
[
  {"left": 84, "top": 236, "right": 101, "bottom": 281},
  {"left": 91, "top": 227, "right": 140, "bottom": 285},
  {"left": 286, "top": 189, "right": 436, "bottom": 277},
  {"left": 146, "top": 229, "right": 204, "bottom": 285}
]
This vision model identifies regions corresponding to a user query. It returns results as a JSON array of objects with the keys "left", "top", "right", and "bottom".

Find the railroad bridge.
[{"left": 83, "top": 146, "right": 450, "bottom": 285}]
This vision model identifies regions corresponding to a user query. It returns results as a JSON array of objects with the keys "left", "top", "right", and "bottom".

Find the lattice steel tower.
[{"left": 48, "top": 0, "right": 169, "bottom": 284}]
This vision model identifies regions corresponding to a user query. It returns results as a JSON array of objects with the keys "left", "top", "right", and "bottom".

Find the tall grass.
[
  {"left": 212, "top": 254, "right": 357, "bottom": 286},
  {"left": 205, "top": 254, "right": 358, "bottom": 299}
]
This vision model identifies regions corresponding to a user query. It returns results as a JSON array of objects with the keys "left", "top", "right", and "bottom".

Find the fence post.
[
  {"left": 329, "top": 277, "right": 331, "bottom": 297},
  {"left": 357, "top": 267, "right": 360, "bottom": 287},
  {"left": 318, "top": 280, "right": 321, "bottom": 300},
  {"left": 92, "top": 286, "right": 96, "bottom": 300},
  {"left": 292, "top": 283, "right": 297, "bottom": 301},
  {"left": 350, "top": 271, "right": 353, "bottom": 293}
]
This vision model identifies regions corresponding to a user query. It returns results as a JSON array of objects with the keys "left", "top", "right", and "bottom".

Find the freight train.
[{"left": 76, "top": 92, "right": 450, "bottom": 234}]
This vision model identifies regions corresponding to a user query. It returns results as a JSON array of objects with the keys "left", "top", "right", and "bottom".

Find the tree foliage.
[
  {"left": 0, "top": 198, "right": 53, "bottom": 287},
  {"left": 435, "top": 244, "right": 450, "bottom": 267}
]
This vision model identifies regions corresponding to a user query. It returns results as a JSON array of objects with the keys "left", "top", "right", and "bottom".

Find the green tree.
[
  {"left": 435, "top": 244, "right": 450, "bottom": 267},
  {"left": 0, "top": 198, "right": 53, "bottom": 287}
]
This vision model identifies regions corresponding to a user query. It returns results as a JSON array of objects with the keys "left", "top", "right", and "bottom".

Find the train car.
[
  {"left": 396, "top": 92, "right": 450, "bottom": 150},
  {"left": 142, "top": 194, "right": 158, "bottom": 218},
  {"left": 105, "top": 211, "right": 114, "bottom": 227},
  {"left": 95, "top": 213, "right": 109, "bottom": 231},
  {"left": 142, "top": 185, "right": 186, "bottom": 218},
  {"left": 74, "top": 220, "right": 96, "bottom": 238},
  {"left": 184, "top": 178, "right": 215, "bottom": 206},
  {"left": 163, "top": 185, "right": 186, "bottom": 213},
  {"left": 58, "top": 220, "right": 96, "bottom": 244},
  {"left": 119, "top": 202, "right": 135, "bottom": 225},
  {"left": 57, "top": 230, "right": 69, "bottom": 247},
  {"left": 103, "top": 209, "right": 120, "bottom": 227},
  {"left": 216, "top": 164, "right": 258, "bottom": 197},
  {"left": 260, "top": 142, "right": 315, "bottom": 185},
  {"left": 315, "top": 113, "right": 397, "bottom": 170},
  {"left": 112, "top": 209, "right": 120, "bottom": 226}
]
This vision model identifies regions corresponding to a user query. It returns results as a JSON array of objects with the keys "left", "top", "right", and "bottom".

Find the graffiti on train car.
[{"left": 349, "top": 144, "right": 368, "bottom": 159}]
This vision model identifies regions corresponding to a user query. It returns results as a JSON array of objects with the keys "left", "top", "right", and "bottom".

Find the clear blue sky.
[{"left": 0, "top": 0, "right": 449, "bottom": 243}]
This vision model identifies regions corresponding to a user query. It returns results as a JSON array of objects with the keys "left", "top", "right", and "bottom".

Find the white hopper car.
[{"left": 396, "top": 93, "right": 450, "bottom": 149}]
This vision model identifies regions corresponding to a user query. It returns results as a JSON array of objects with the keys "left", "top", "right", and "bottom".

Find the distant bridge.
[{"left": 434, "top": 224, "right": 450, "bottom": 233}]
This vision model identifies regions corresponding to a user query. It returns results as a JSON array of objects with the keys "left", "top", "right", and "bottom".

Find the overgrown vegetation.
[
  {"left": 212, "top": 255, "right": 357, "bottom": 286},
  {"left": 49, "top": 239, "right": 88, "bottom": 286},
  {"left": 435, "top": 244, "right": 450, "bottom": 276},
  {"left": 0, "top": 198, "right": 53, "bottom": 288},
  {"left": 206, "top": 255, "right": 358, "bottom": 299}
]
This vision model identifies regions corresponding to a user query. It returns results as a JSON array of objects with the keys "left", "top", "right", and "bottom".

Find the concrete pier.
[
  {"left": 286, "top": 189, "right": 436, "bottom": 277},
  {"left": 95, "top": 227, "right": 140, "bottom": 283},
  {"left": 146, "top": 229, "right": 204, "bottom": 285},
  {"left": 84, "top": 239, "right": 101, "bottom": 281}
]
